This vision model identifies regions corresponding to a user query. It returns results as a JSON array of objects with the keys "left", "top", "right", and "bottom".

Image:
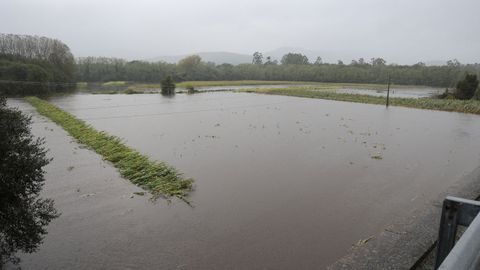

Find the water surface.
[{"left": 13, "top": 93, "right": 480, "bottom": 269}]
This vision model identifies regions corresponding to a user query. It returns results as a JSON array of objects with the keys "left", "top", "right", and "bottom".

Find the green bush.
[
  {"left": 161, "top": 75, "right": 175, "bottom": 95},
  {"left": 455, "top": 73, "right": 479, "bottom": 100}
]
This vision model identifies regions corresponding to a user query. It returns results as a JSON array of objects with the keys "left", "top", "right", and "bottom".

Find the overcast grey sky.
[{"left": 1, "top": 0, "right": 479, "bottom": 64}]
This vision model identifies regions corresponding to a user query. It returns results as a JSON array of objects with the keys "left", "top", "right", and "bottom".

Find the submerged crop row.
[
  {"left": 242, "top": 88, "right": 480, "bottom": 115},
  {"left": 25, "top": 96, "right": 193, "bottom": 200}
]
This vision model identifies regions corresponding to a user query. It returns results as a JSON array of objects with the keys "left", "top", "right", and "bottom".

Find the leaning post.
[{"left": 386, "top": 75, "right": 391, "bottom": 107}]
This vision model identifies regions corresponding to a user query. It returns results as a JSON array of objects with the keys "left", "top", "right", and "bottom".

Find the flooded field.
[
  {"left": 12, "top": 92, "right": 480, "bottom": 269},
  {"left": 80, "top": 83, "right": 297, "bottom": 94},
  {"left": 81, "top": 82, "right": 443, "bottom": 99},
  {"left": 177, "top": 84, "right": 296, "bottom": 92},
  {"left": 337, "top": 87, "right": 443, "bottom": 98}
]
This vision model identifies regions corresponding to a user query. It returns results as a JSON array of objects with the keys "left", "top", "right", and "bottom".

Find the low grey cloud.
[{"left": 1, "top": 0, "right": 479, "bottom": 63}]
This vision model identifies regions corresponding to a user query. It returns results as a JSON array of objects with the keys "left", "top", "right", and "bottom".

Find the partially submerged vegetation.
[
  {"left": 177, "top": 80, "right": 434, "bottom": 89},
  {"left": 176, "top": 80, "right": 318, "bottom": 87},
  {"left": 25, "top": 97, "right": 193, "bottom": 200},
  {"left": 241, "top": 87, "right": 480, "bottom": 115},
  {"left": 91, "top": 89, "right": 146, "bottom": 94},
  {"left": 83, "top": 80, "right": 434, "bottom": 95}
]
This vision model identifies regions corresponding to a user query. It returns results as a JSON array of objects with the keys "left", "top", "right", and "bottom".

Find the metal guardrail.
[{"left": 435, "top": 196, "right": 480, "bottom": 269}]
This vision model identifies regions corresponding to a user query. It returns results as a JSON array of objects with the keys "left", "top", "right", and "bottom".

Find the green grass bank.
[{"left": 26, "top": 96, "right": 193, "bottom": 200}]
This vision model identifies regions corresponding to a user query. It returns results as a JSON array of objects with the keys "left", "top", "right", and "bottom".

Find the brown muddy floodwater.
[{"left": 11, "top": 92, "right": 480, "bottom": 269}]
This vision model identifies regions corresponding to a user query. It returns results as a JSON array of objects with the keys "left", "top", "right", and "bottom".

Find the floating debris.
[{"left": 353, "top": 235, "right": 375, "bottom": 247}]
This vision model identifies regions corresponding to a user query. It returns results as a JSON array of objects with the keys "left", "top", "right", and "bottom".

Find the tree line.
[
  {"left": 2, "top": 33, "right": 480, "bottom": 94},
  {"left": 0, "top": 34, "right": 75, "bottom": 95},
  {"left": 76, "top": 54, "right": 480, "bottom": 88}
]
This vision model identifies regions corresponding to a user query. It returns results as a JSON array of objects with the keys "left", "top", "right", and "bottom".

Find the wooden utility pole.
[{"left": 386, "top": 75, "right": 391, "bottom": 107}]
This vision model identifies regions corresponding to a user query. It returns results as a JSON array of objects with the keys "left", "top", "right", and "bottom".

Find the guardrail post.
[
  {"left": 434, "top": 196, "right": 480, "bottom": 269},
  {"left": 435, "top": 199, "right": 459, "bottom": 268}
]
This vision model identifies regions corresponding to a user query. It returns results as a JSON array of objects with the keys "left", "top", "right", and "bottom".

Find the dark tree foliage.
[
  {"left": 370, "top": 58, "right": 386, "bottom": 66},
  {"left": 0, "top": 34, "right": 75, "bottom": 95},
  {"left": 0, "top": 96, "right": 58, "bottom": 267},
  {"left": 176, "top": 55, "right": 211, "bottom": 81},
  {"left": 281, "top": 53, "right": 309, "bottom": 65},
  {"left": 252, "top": 52, "right": 263, "bottom": 65},
  {"left": 74, "top": 55, "right": 480, "bottom": 88},
  {"left": 161, "top": 75, "right": 175, "bottom": 95},
  {"left": 264, "top": 56, "right": 277, "bottom": 65},
  {"left": 455, "top": 73, "right": 479, "bottom": 100},
  {"left": 314, "top": 57, "right": 323, "bottom": 65}
]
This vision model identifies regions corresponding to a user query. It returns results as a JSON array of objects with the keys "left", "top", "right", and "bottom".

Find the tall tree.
[
  {"left": 281, "top": 53, "right": 309, "bottom": 65},
  {"left": 177, "top": 55, "right": 203, "bottom": 80},
  {"left": 264, "top": 56, "right": 277, "bottom": 65},
  {"left": 0, "top": 34, "right": 76, "bottom": 94},
  {"left": 252, "top": 52, "right": 263, "bottom": 65},
  {"left": 0, "top": 96, "right": 58, "bottom": 267},
  {"left": 178, "top": 55, "right": 202, "bottom": 72},
  {"left": 370, "top": 58, "right": 386, "bottom": 66}
]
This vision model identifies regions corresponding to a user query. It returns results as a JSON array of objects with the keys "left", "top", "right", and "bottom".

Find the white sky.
[{"left": 1, "top": 0, "right": 479, "bottom": 63}]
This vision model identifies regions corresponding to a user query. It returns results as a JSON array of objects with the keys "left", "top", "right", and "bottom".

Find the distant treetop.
[
  {"left": 281, "top": 53, "right": 309, "bottom": 65},
  {"left": 0, "top": 33, "right": 74, "bottom": 67}
]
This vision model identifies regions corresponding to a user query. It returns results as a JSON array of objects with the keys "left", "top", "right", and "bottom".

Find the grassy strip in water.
[
  {"left": 242, "top": 88, "right": 480, "bottom": 115},
  {"left": 176, "top": 81, "right": 431, "bottom": 89},
  {"left": 91, "top": 89, "right": 146, "bottom": 95},
  {"left": 25, "top": 96, "right": 193, "bottom": 200},
  {"left": 102, "top": 81, "right": 128, "bottom": 87},
  {"left": 94, "top": 80, "right": 431, "bottom": 92},
  {"left": 176, "top": 80, "right": 321, "bottom": 87}
]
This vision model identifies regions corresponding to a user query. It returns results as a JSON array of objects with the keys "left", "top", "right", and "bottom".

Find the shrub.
[
  {"left": 455, "top": 73, "right": 479, "bottom": 100},
  {"left": 161, "top": 75, "right": 175, "bottom": 95},
  {"left": 185, "top": 85, "right": 196, "bottom": 94}
]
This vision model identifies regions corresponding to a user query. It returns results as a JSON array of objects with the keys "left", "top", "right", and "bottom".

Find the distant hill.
[{"left": 149, "top": 52, "right": 252, "bottom": 65}]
